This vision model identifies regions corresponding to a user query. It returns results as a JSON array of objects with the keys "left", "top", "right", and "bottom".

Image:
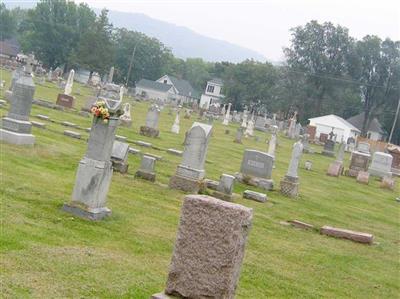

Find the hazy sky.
[{"left": 77, "top": 0, "right": 399, "bottom": 61}]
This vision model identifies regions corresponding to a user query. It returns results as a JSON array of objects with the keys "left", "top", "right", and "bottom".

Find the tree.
[
  {"left": 20, "top": 0, "right": 96, "bottom": 69},
  {"left": 113, "top": 28, "right": 172, "bottom": 86},
  {"left": 0, "top": 3, "right": 17, "bottom": 40},
  {"left": 350, "top": 36, "right": 400, "bottom": 137},
  {"left": 284, "top": 21, "right": 354, "bottom": 116},
  {"left": 75, "top": 8, "right": 114, "bottom": 76}
]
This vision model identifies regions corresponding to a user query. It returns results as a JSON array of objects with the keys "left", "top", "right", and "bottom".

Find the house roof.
[
  {"left": 208, "top": 78, "right": 223, "bottom": 85},
  {"left": 167, "top": 75, "right": 200, "bottom": 99},
  {"left": 308, "top": 114, "right": 361, "bottom": 132},
  {"left": 136, "top": 79, "right": 173, "bottom": 92},
  {"left": 346, "top": 112, "right": 385, "bottom": 134},
  {"left": 0, "top": 38, "right": 20, "bottom": 57}
]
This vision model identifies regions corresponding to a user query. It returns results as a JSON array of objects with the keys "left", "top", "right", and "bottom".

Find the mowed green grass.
[{"left": 0, "top": 68, "right": 399, "bottom": 298}]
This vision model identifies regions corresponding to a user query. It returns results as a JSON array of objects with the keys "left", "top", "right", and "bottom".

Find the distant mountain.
[
  {"left": 105, "top": 10, "right": 267, "bottom": 63},
  {"left": 4, "top": 1, "right": 267, "bottom": 63}
]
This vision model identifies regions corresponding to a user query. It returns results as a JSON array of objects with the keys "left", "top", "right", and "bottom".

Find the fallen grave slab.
[
  {"left": 31, "top": 121, "right": 46, "bottom": 129},
  {"left": 134, "top": 140, "right": 152, "bottom": 147},
  {"left": 289, "top": 220, "right": 314, "bottom": 230},
  {"left": 63, "top": 130, "right": 81, "bottom": 139},
  {"left": 144, "top": 152, "right": 163, "bottom": 160},
  {"left": 128, "top": 147, "right": 141, "bottom": 155},
  {"left": 167, "top": 148, "right": 183, "bottom": 156},
  {"left": 243, "top": 190, "right": 267, "bottom": 203},
  {"left": 320, "top": 225, "right": 373, "bottom": 244},
  {"left": 61, "top": 121, "right": 78, "bottom": 128},
  {"left": 36, "top": 114, "right": 50, "bottom": 121},
  {"left": 204, "top": 179, "right": 219, "bottom": 191},
  {"left": 115, "top": 135, "right": 127, "bottom": 142}
]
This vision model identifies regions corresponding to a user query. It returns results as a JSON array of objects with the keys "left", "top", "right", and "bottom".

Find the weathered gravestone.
[
  {"left": 0, "top": 56, "right": 35, "bottom": 145},
  {"left": 212, "top": 173, "right": 235, "bottom": 201},
  {"left": 233, "top": 127, "right": 243, "bottom": 144},
  {"left": 368, "top": 152, "right": 393, "bottom": 178},
  {"left": 111, "top": 140, "right": 129, "bottom": 174},
  {"left": 327, "top": 141, "right": 346, "bottom": 177},
  {"left": 171, "top": 109, "right": 180, "bottom": 134},
  {"left": 319, "top": 133, "right": 328, "bottom": 143},
  {"left": 356, "top": 171, "right": 370, "bottom": 185},
  {"left": 280, "top": 138, "right": 303, "bottom": 197},
  {"left": 235, "top": 149, "right": 274, "bottom": 190},
  {"left": 140, "top": 104, "right": 160, "bottom": 137},
  {"left": 345, "top": 151, "right": 371, "bottom": 177},
  {"left": 62, "top": 84, "right": 122, "bottom": 220},
  {"left": 357, "top": 141, "right": 370, "bottom": 154},
  {"left": 267, "top": 126, "right": 278, "bottom": 157},
  {"left": 222, "top": 103, "right": 231, "bottom": 125},
  {"left": 135, "top": 155, "right": 156, "bottom": 182},
  {"left": 152, "top": 195, "right": 253, "bottom": 299},
  {"left": 169, "top": 122, "right": 212, "bottom": 193},
  {"left": 322, "top": 139, "right": 335, "bottom": 157},
  {"left": 244, "top": 117, "right": 255, "bottom": 137},
  {"left": 254, "top": 115, "right": 267, "bottom": 131},
  {"left": 56, "top": 69, "right": 75, "bottom": 108},
  {"left": 119, "top": 103, "right": 132, "bottom": 127},
  {"left": 307, "top": 125, "right": 317, "bottom": 142}
]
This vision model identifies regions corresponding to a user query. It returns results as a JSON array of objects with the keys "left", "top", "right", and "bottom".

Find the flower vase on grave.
[{"left": 63, "top": 117, "right": 119, "bottom": 220}]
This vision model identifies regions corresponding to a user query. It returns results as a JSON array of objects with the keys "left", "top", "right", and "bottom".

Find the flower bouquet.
[{"left": 91, "top": 101, "right": 110, "bottom": 123}]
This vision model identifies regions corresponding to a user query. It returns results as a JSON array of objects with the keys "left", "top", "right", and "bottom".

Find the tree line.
[{"left": 1, "top": 1, "right": 399, "bottom": 143}]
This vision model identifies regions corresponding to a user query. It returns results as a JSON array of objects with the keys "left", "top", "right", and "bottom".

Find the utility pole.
[
  {"left": 125, "top": 44, "right": 137, "bottom": 87},
  {"left": 388, "top": 97, "right": 400, "bottom": 144}
]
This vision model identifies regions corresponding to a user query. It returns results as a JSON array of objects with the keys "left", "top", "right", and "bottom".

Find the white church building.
[
  {"left": 199, "top": 78, "right": 224, "bottom": 109},
  {"left": 308, "top": 114, "right": 360, "bottom": 142}
]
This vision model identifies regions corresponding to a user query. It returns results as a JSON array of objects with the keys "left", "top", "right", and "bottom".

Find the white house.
[
  {"left": 135, "top": 78, "right": 178, "bottom": 102},
  {"left": 308, "top": 114, "right": 360, "bottom": 142},
  {"left": 156, "top": 75, "right": 199, "bottom": 104},
  {"left": 199, "top": 78, "right": 224, "bottom": 109},
  {"left": 346, "top": 112, "right": 386, "bottom": 141}
]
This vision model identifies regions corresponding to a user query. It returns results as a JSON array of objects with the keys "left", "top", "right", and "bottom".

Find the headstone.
[
  {"left": 119, "top": 103, "right": 132, "bottom": 127},
  {"left": 268, "top": 126, "right": 278, "bottom": 157},
  {"left": 327, "top": 141, "right": 346, "bottom": 176},
  {"left": 387, "top": 146, "right": 400, "bottom": 176},
  {"left": 346, "top": 136, "right": 356, "bottom": 152},
  {"left": 346, "top": 151, "right": 371, "bottom": 177},
  {"left": 135, "top": 155, "right": 156, "bottom": 182},
  {"left": 111, "top": 141, "right": 129, "bottom": 174},
  {"left": 287, "top": 112, "right": 297, "bottom": 139},
  {"left": 319, "top": 133, "right": 328, "bottom": 143},
  {"left": 254, "top": 115, "right": 267, "bottom": 131},
  {"left": 356, "top": 171, "right": 370, "bottom": 184},
  {"left": 140, "top": 104, "right": 160, "bottom": 137},
  {"left": 107, "top": 66, "right": 114, "bottom": 83},
  {"left": 213, "top": 173, "right": 235, "bottom": 201},
  {"left": 241, "top": 112, "right": 247, "bottom": 128},
  {"left": 235, "top": 150, "right": 274, "bottom": 191},
  {"left": 380, "top": 176, "right": 395, "bottom": 190},
  {"left": 62, "top": 84, "right": 122, "bottom": 220},
  {"left": 222, "top": 103, "right": 231, "bottom": 125},
  {"left": 184, "top": 108, "right": 191, "bottom": 119},
  {"left": 244, "top": 118, "right": 254, "bottom": 137},
  {"left": 169, "top": 122, "right": 212, "bottom": 193},
  {"left": 302, "top": 133, "right": 310, "bottom": 153},
  {"left": 64, "top": 69, "right": 74, "bottom": 95},
  {"left": 152, "top": 195, "right": 253, "bottom": 299},
  {"left": 171, "top": 109, "right": 180, "bottom": 134},
  {"left": 294, "top": 123, "right": 302, "bottom": 139},
  {"left": 357, "top": 141, "right": 370, "bottom": 154},
  {"left": 233, "top": 127, "right": 243, "bottom": 144},
  {"left": 0, "top": 56, "right": 35, "bottom": 146},
  {"left": 305, "top": 160, "right": 312, "bottom": 170},
  {"left": 56, "top": 93, "right": 75, "bottom": 108},
  {"left": 280, "top": 139, "right": 303, "bottom": 197},
  {"left": 307, "top": 125, "right": 317, "bottom": 141},
  {"left": 322, "top": 139, "right": 335, "bottom": 157},
  {"left": 368, "top": 152, "right": 393, "bottom": 178}
]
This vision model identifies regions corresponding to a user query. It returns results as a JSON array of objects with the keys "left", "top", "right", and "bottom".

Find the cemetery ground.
[{"left": 0, "top": 69, "right": 399, "bottom": 298}]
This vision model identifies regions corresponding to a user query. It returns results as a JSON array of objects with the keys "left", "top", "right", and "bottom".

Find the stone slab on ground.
[
  {"left": 61, "top": 121, "right": 78, "bottom": 128},
  {"left": 144, "top": 152, "right": 163, "bottom": 160},
  {"left": 151, "top": 292, "right": 177, "bottom": 299},
  {"left": 320, "top": 225, "right": 374, "bottom": 244},
  {"left": 380, "top": 176, "right": 395, "bottom": 190},
  {"left": 167, "top": 148, "right": 183, "bottom": 156},
  {"left": 169, "top": 175, "right": 205, "bottom": 193},
  {"left": 243, "top": 190, "right": 267, "bottom": 203},
  {"left": 31, "top": 121, "right": 46, "bottom": 129},
  {"left": 128, "top": 147, "right": 141, "bottom": 155},
  {"left": 135, "top": 169, "right": 156, "bottom": 182},
  {"left": 134, "top": 140, "right": 152, "bottom": 147},
  {"left": 327, "top": 161, "right": 343, "bottom": 177},
  {"left": 62, "top": 203, "right": 111, "bottom": 221},
  {"left": 63, "top": 130, "right": 81, "bottom": 139},
  {"left": 289, "top": 220, "right": 314, "bottom": 230},
  {"left": 36, "top": 114, "right": 50, "bottom": 121},
  {"left": 140, "top": 125, "right": 159, "bottom": 137},
  {"left": 115, "top": 135, "right": 127, "bottom": 142},
  {"left": 204, "top": 178, "right": 219, "bottom": 191}
]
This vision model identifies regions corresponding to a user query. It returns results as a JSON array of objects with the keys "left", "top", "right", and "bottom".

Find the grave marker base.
[
  {"left": 140, "top": 126, "right": 159, "bottom": 137},
  {"left": 169, "top": 175, "right": 205, "bottom": 193},
  {"left": 280, "top": 175, "right": 299, "bottom": 198},
  {"left": 135, "top": 169, "right": 156, "bottom": 182},
  {"left": 62, "top": 203, "right": 111, "bottom": 221},
  {"left": 0, "top": 128, "right": 35, "bottom": 145}
]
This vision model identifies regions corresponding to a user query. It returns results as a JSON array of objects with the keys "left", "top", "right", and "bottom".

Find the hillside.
[{"left": 0, "top": 68, "right": 399, "bottom": 298}]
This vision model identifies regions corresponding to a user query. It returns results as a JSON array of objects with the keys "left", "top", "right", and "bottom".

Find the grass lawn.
[{"left": 0, "top": 68, "right": 399, "bottom": 298}]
